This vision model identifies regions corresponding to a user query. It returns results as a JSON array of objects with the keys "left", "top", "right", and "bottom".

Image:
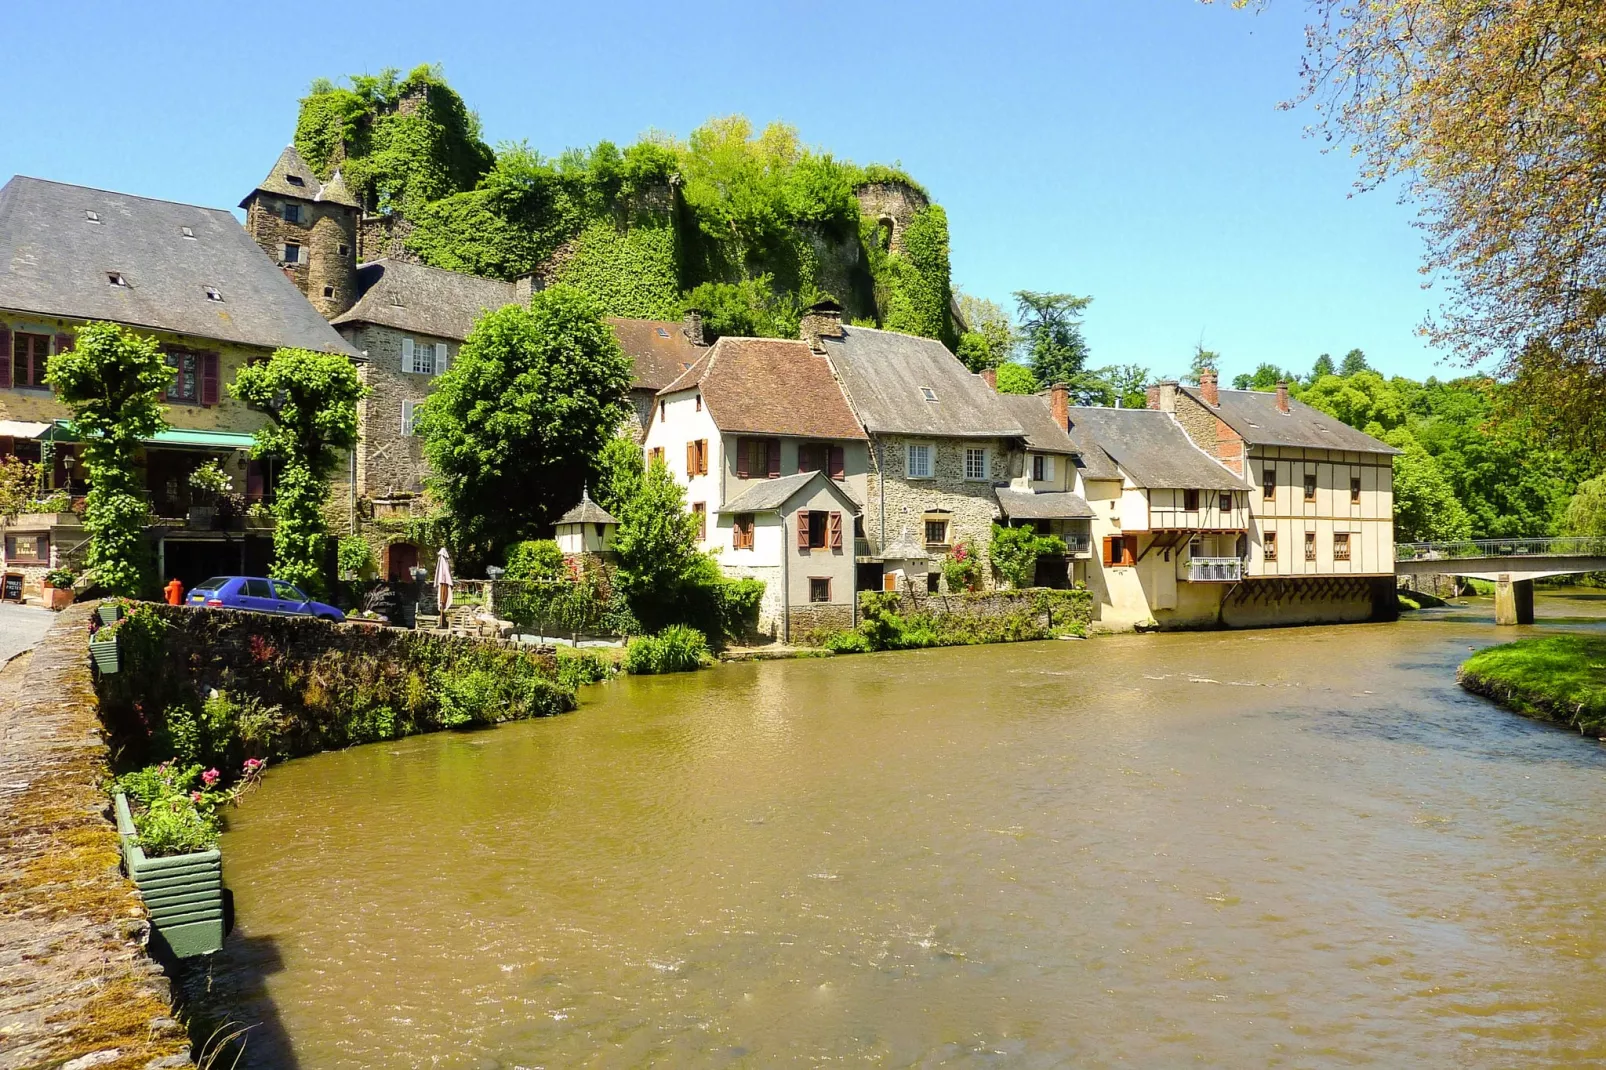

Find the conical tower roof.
[
  {"left": 239, "top": 144, "right": 357, "bottom": 209},
  {"left": 317, "top": 168, "right": 360, "bottom": 208}
]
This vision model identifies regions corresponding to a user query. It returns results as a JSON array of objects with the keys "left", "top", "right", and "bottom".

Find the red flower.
[
  {"left": 201, "top": 768, "right": 220, "bottom": 787},
  {"left": 190, "top": 791, "right": 203, "bottom": 803}
]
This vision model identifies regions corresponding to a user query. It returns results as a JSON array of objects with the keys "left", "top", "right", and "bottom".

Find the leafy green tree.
[
  {"left": 1300, "top": 370, "right": 1414, "bottom": 433},
  {"left": 612, "top": 458, "right": 711, "bottom": 632},
  {"left": 233, "top": 347, "right": 365, "bottom": 594},
  {"left": 1311, "top": 353, "right": 1336, "bottom": 379},
  {"left": 1232, "top": 363, "right": 1298, "bottom": 391},
  {"left": 593, "top": 433, "right": 644, "bottom": 515},
  {"left": 1185, "top": 343, "right": 1220, "bottom": 386},
  {"left": 1093, "top": 364, "right": 1152, "bottom": 409},
  {"left": 1563, "top": 474, "right": 1606, "bottom": 537},
  {"left": 683, "top": 276, "right": 803, "bottom": 342},
  {"left": 419, "top": 286, "right": 632, "bottom": 561},
  {"left": 1384, "top": 427, "right": 1473, "bottom": 542},
  {"left": 994, "top": 361, "right": 1039, "bottom": 395},
  {"left": 504, "top": 539, "right": 566, "bottom": 580},
  {"left": 990, "top": 523, "right": 1067, "bottom": 589},
  {"left": 954, "top": 290, "right": 1017, "bottom": 371},
  {"left": 47, "top": 322, "right": 170, "bottom": 595},
  {"left": 1339, "top": 348, "right": 1371, "bottom": 376},
  {"left": 1014, "top": 291, "right": 1092, "bottom": 387}
]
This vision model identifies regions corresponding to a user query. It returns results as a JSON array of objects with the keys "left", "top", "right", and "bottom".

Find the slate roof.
[
  {"left": 996, "top": 488, "right": 1095, "bottom": 520},
  {"left": 1066, "top": 407, "right": 1245, "bottom": 491},
  {"left": 1062, "top": 415, "right": 1122, "bottom": 481},
  {"left": 0, "top": 176, "right": 357, "bottom": 356},
  {"left": 1180, "top": 386, "right": 1401, "bottom": 455},
  {"left": 823, "top": 325, "right": 1024, "bottom": 438},
  {"left": 609, "top": 317, "right": 705, "bottom": 392},
  {"left": 332, "top": 259, "right": 516, "bottom": 341},
  {"left": 660, "top": 337, "right": 867, "bottom": 441},
  {"left": 556, "top": 493, "right": 616, "bottom": 526},
  {"left": 240, "top": 145, "right": 360, "bottom": 208},
  {"left": 722, "top": 470, "right": 861, "bottom": 514}
]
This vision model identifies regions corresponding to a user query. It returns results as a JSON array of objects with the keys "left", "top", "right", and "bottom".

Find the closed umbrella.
[{"left": 434, "top": 547, "right": 454, "bottom": 614}]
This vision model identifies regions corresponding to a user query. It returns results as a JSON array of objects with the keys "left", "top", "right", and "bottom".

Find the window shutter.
[
  {"left": 200, "top": 352, "right": 220, "bottom": 406},
  {"left": 246, "top": 459, "right": 265, "bottom": 500},
  {"left": 797, "top": 511, "right": 810, "bottom": 550},
  {"left": 699, "top": 440, "right": 709, "bottom": 475},
  {"left": 401, "top": 337, "right": 415, "bottom": 374},
  {"left": 1045, "top": 455, "right": 1055, "bottom": 480},
  {"left": 767, "top": 439, "right": 781, "bottom": 479},
  {"left": 0, "top": 328, "right": 11, "bottom": 389},
  {"left": 1102, "top": 536, "right": 1115, "bottom": 567},
  {"left": 883, "top": 571, "right": 897, "bottom": 593},
  {"left": 829, "top": 446, "right": 845, "bottom": 480},
  {"left": 402, "top": 400, "right": 415, "bottom": 437},
  {"left": 736, "top": 438, "right": 749, "bottom": 479},
  {"left": 1122, "top": 539, "right": 1136, "bottom": 567},
  {"left": 435, "top": 342, "right": 448, "bottom": 374},
  {"left": 829, "top": 511, "right": 843, "bottom": 549}
]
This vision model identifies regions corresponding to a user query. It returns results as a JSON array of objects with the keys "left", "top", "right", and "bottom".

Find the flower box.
[
  {"left": 187, "top": 505, "right": 217, "bottom": 529},
  {"left": 89, "top": 633, "right": 120, "bottom": 674},
  {"left": 96, "top": 602, "right": 124, "bottom": 626},
  {"left": 114, "top": 793, "right": 225, "bottom": 958},
  {"left": 42, "top": 585, "right": 74, "bottom": 611}
]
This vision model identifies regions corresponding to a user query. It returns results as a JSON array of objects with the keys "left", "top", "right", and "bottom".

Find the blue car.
[{"left": 186, "top": 576, "right": 346, "bottom": 622}]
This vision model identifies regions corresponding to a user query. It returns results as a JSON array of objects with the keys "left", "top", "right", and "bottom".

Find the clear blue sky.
[{"left": 3, "top": 0, "right": 1453, "bottom": 383}]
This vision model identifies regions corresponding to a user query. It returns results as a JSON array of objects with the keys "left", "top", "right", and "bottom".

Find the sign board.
[{"left": 2, "top": 573, "right": 24, "bottom": 602}]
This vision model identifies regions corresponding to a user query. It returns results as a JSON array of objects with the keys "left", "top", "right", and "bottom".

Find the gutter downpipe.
[{"left": 781, "top": 509, "right": 790, "bottom": 644}]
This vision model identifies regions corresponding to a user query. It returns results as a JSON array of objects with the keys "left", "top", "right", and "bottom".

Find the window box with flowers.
[{"left": 186, "top": 459, "right": 233, "bottom": 529}]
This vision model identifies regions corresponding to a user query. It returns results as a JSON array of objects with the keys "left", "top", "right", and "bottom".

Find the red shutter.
[
  {"left": 829, "top": 446, "right": 845, "bottom": 480},
  {"left": 767, "top": 439, "right": 781, "bottom": 478},
  {"left": 736, "top": 438, "right": 749, "bottom": 479},
  {"left": 1122, "top": 539, "right": 1136, "bottom": 567},
  {"left": 797, "top": 511, "right": 810, "bottom": 550},
  {"left": 0, "top": 328, "right": 11, "bottom": 389},
  {"left": 829, "top": 511, "right": 843, "bottom": 549},
  {"left": 200, "top": 351, "right": 220, "bottom": 406}
]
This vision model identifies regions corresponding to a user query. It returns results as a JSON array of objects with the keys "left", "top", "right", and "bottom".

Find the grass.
[{"left": 1458, "top": 635, "right": 1606, "bottom": 737}]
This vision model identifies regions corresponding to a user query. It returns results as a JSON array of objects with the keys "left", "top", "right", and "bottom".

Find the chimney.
[
  {"left": 1152, "top": 380, "right": 1178, "bottom": 413},
  {"left": 980, "top": 367, "right": 997, "bottom": 391},
  {"left": 799, "top": 300, "right": 845, "bottom": 354},
  {"left": 682, "top": 308, "right": 707, "bottom": 347},
  {"left": 1275, "top": 380, "right": 1291, "bottom": 414},
  {"left": 1049, "top": 382, "right": 1069, "bottom": 429},
  {"left": 1200, "top": 369, "right": 1219, "bottom": 406},
  {"left": 514, "top": 273, "right": 538, "bottom": 305}
]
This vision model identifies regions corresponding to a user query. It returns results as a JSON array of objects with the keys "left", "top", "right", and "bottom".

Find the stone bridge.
[{"left": 1396, "top": 537, "right": 1606, "bottom": 624}]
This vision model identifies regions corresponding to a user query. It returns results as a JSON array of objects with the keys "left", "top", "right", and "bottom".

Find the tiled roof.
[
  {"left": 995, "top": 488, "right": 1095, "bottom": 520},
  {"left": 0, "top": 176, "right": 356, "bottom": 356},
  {"left": 556, "top": 495, "right": 617, "bottom": 525},
  {"left": 240, "top": 145, "right": 360, "bottom": 208},
  {"left": 823, "top": 326, "right": 1024, "bottom": 438},
  {"left": 608, "top": 317, "right": 705, "bottom": 391},
  {"left": 723, "top": 470, "right": 862, "bottom": 514},
  {"left": 1180, "top": 386, "right": 1402, "bottom": 455},
  {"left": 660, "top": 336, "right": 867, "bottom": 441},
  {"left": 331, "top": 259, "right": 515, "bottom": 341},
  {"left": 1067, "top": 407, "right": 1245, "bottom": 491}
]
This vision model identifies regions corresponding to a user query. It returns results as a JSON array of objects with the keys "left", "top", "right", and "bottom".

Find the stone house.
[
  {"left": 810, "top": 309, "right": 1026, "bottom": 593},
  {"left": 0, "top": 175, "right": 357, "bottom": 599},
  {"left": 641, "top": 335, "right": 866, "bottom": 639}
]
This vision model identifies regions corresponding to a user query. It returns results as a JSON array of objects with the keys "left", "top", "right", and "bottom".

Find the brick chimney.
[
  {"left": 682, "top": 308, "right": 707, "bottom": 347},
  {"left": 1275, "top": 380, "right": 1291, "bottom": 414},
  {"left": 800, "top": 300, "right": 845, "bottom": 354},
  {"left": 1150, "top": 380, "right": 1179, "bottom": 413},
  {"left": 1199, "top": 369, "right": 1219, "bottom": 406},
  {"left": 980, "top": 367, "right": 997, "bottom": 391},
  {"left": 1049, "top": 382, "right": 1069, "bottom": 429}
]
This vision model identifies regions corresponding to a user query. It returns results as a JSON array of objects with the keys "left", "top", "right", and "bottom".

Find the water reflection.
[{"left": 204, "top": 588, "right": 1606, "bottom": 1068}]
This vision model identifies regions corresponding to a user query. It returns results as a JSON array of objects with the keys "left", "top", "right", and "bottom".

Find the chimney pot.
[
  {"left": 1049, "top": 382, "right": 1070, "bottom": 430},
  {"left": 980, "top": 367, "right": 997, "bottom": 391},
  {"left": 1275, "top": 380, "right": 1291, "bottom": 414},
  {"left": 1200, "top": 369, "right": 1219, "bottom": 406},
  {"left": 682, "top": 308, "right": 706, "bottom": 347}
]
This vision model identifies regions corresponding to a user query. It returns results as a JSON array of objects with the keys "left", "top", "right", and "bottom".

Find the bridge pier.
[{"left": 1494, "top": 574, "right": 1534, "bottom": 626}]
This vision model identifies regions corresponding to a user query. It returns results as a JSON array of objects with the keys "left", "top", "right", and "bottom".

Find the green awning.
[{"left": 144, "top": 428, "right": 256, "bottom": 450}]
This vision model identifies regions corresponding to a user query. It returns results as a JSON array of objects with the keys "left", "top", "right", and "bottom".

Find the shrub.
[
  {"left": 821, "top": 629, "right": 871, "bottom": 654},
  {"left": 556, "top": 649, "right": 618, "bottom": 689},
  {"left": 989, "top": 523, "right": 1068, "bottom": 589},
  {"left": 624, "top": 625, "right": 710, "bottom": 674},
  {"left": 44, "top": 567, "right": 75, "bottom": 588},
  {"left": 337, "top": 534, "right": 376, "bottom": 580},
  {"left": 505, "top": 539, "right": 566, "bottom": 581},
  {"left": 941, "top": 540, "right": 981, "bottom": 592}
]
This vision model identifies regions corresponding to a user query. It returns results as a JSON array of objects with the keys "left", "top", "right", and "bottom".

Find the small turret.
[{"left": 240, "top": 145, "right": 359, "bottom": 319}]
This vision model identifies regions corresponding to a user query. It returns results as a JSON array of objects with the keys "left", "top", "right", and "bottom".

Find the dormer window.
[
  {"left": 286, "top": 174, "right": 305, "bottom": 187},
  {"left": 85, "top": 210, "right": 101, "bottom": 224},
  {"left": 921, "top": 387, "right": 937, "bottom": 402},
  {"left": 204, "top": 286, "right": 223, "bottom": 302},
  {"left": 107, "top": 272, "right": 127, "bottom": 287},
  {"left": 180, "top": 226, "right": 195, "bottom": 239}
]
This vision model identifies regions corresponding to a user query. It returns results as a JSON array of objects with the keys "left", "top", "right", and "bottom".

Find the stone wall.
[
  {"left": 854, "top": 181, "right": 930, "bottom": 256},
  {"left": 787, "top": 602, "right": 853, "bottom": 639},
  {"left": 0, "top": 604, "right": 194, "bottom": 1070},
  {"left": 721, "top": 563, "right": 784, "bottom": 640},
  {"left": 1167, "top": 388, "right": 1247, "bottom": 477},
  {"left": 241, "top": 196, "right": 359, "bottom": 319},
  {"left": 878, "top": 585, "right": 1093, "bottom": 634},
  {"left": 357, "top": 213, "right": 418, "bottom": 264},
  {"left": 867, "top": 435, "right": 1012, "bottom": 585}
]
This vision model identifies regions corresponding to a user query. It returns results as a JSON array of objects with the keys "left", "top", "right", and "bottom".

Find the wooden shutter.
[
  {"left": 401, "top": 337, "right": 415, "bottom": 374},
  {"left": 699, "top": 440, "right": 709, "bottom": 475},
  {"left": 797, "top": 511, "right": 810, "bottom": 549},
  {"left": 767, "top": 439, "right": 781, "bottom": 478},
  {"left": 0, "top": 328, "right": 11, "bottom": 389},
  {"left": 1122, "top": 539, "right": 1136, "bottom": 567},
  {"left": 199, "top": 352, "right": 220, "bottom": 406},
  {"left": 1102, "top": 536, "right": 1115, "bottom": 567},
  {"left": 435, "top": 342, "right": 449, "bottom": 373},
  {"left": 883, "top": 571, "right": 897, "bottom": 592},
  {"left": 829, "top": 446, "right": 845, "bottom": 480},
  {"left": 686, "top": 441, "right": 696, "bottom": 475},
  {"left": 736, "top": 438, "right": 749, "bottom": 479},
  {"left": 829, "top": 511, "right": 843, "bottom": 549},
  {"left": 246, "top": 459, "right": 265, "bottom": 501}
]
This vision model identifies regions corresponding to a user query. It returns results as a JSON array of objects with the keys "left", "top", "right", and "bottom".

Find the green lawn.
[{"left": 1458, "top": 635, "right": 1606, "bottom": 737}]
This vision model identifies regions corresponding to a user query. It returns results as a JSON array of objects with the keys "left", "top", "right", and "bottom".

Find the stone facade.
[
  {"left": 241, "top": 194, "right": 359, "bottom": 320},
  {"left": 334, "top": 322, "right": 455, "bottom": 499},
  {"left": 864, "top": 434, "right": 1015, "bottom": 586},
  {"left": 722, "top": 562, "right": 785, "bottom": 639},
  {"left": 1167, "top": 382, "right": 1247, "bottom": 477},
  {"left": 358, "top": 212, "right": 418, "bottom": 265},
  {"left": 854, "top": 181, "right": 930, "bottom": 256},
  {"left": 787, "top": 601, "right": 854, "bottom": 638}
]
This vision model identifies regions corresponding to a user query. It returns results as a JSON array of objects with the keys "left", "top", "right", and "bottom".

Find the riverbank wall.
[
  {"left": 1458, "top": 635, "right": 1606, "bottom": 738},
  {"left": 0, "top": 604, "right": 194, "bottom": 1070}
]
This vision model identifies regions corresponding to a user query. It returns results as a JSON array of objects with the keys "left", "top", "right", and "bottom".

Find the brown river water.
[{"left": 202, "top": 590, "right": 1606, "bottom": 1068}]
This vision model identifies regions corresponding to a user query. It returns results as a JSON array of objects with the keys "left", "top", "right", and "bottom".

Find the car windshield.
[{"left": 193, "top": 577, "right": 231, "bottom": 592}]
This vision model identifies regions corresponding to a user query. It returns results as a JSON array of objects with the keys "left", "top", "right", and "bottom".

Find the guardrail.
[
  {"left": 1187, "top": 557, "right": 1243, "bottom": 582},
  {"left": 1397, "top": 537, "right": 1606, "bottom": 561}
]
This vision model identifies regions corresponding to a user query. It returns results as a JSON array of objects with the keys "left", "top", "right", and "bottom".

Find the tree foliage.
[
  {"left": 1232, "top": 363, "right": 1299, "bottom": 391},
  {"left": 994, "top": 361, "right": 1039, "bottom": 395},
  {"left": 612, "top": 459, "right": 712, "bottom": 632},
  {"left": 1015, "top": 291, "right": 1093, "bottom": 388},
  {"left": 990, "top": 523, "right": 1068, "bottom": 589},
  {"left": 417, "top": 287, "right": 632, "bottom": 561},
  {"left": 1185, "top": 343, "right": 1219, "bottom": 386},
  {"left": 953, "top": 289, "right": 1017, "bottom": 371},
  {"left": 47, "top": 323, "right": 170, "bottom": 595},
  {"left": 1563, "top": 474, "right": 1606, "bottom": 537}
]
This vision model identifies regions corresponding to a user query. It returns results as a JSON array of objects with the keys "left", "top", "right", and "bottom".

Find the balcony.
[
  {"left": 1187, "top": 557, "right": 1242, "bottom": 582},
  {"left": 1063, "top": 533, "right": 1092, "bottom": 557}
]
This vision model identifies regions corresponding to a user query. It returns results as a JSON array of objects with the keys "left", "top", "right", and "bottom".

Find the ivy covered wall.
[{"left": 292, "top": 70, "right": 957, "bottom": 346}]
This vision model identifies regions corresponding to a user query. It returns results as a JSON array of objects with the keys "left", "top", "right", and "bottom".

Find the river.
[{"left": 202, "top": 589, "right": 1606, "bottom": 1068}]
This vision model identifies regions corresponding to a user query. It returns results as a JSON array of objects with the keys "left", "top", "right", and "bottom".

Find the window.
[
  {"left": 85, "top": 210, "right": 101, "bottom": 224},
  {"left": 1183, "top": 489, "right": 1200, "bottom": 511},
  {"left": 906, "top": 443, "right": 933, "bottom": 479},
  {"left": 964, "top": 447, "right": 989, "bottom": 481},
  {"left": 1304, "top": 531, "right": 1317, "bottom": 561},
  {"left": 921, "top": 386, "right": 938, "bottom": 402},
  {"left": 808, "top": 510, "right": 827, "bottom": 549},
  {"left": 809, "top": 577, "right": 831, "bottom": 603},
  {"left": 692, "top": 502, "right": 706, "bottom": 541},
  {"left": 283, "top": 242, "right": 301, "bottom": 264},
  {"left": 244, "top": 579, "right": 274, "bottom": 598},
  {"left": 166, "top": 352, "right": 199, "bottom": 402},
  {"left": 1264, "top": 531, "right": 1278, "bottom": 561},
  {"left": 1103, "top": 535, "right": 1136, "bottom": 568},
  {"left": 283, "top": 204, "right": 301, "bottom": 224},
  {"left": 285, "top": 174, "right": 305, "bottom": 187},
  {"left": 694, "top": 393, "right": 701, "bottom": 412},
  {"left": 180, "top": 226, "right": 194, "bottom": 239},
  {"left": 739, "top": 437, "right": 779, "bottom": 480},
  {"left": 1218, "top": 492, "right": 1232, "bottom": 513},
  {"left": 732, "top": 513, "right": 755, "bottom": 550},
  {"left": 1303, "top": 473, "right": 1317, "bottom": 501},
  {"left": 271, "top": 580, "right": 305, "bottom": 602},
  {"left": 686, "top": 439, "right": 708, "bottom": 476},
  {"left": 655, "top": 327, "right": 669, "bottom": 338},
  {"left": 659, "top": 400, "right": 665, "bottom": 420},
  {"left": 648, "top": 446, "right": 664, "bottom": 466},
  {"left": 402, "top": 399, "right": 421, "bottom": 437},
  {"left": 13, "top": 332, "right": 51, "bottom": 388},
  {"left": 322, "top": 286, "right": 335, "bottom": 298},
  {"left": 924, "top": 518, "right": 949, "bottom": 545},
  {"left": 107, "top": 272, "right": 127, "bottom": 287},
  {"left": 338, "top": 243, "right": 349, "bottom": 257},
  {"left": 1032, "top": 454, "right": 1046, "bottom": 482},
  {"left": 1263, "top": 467, "right": 1276, "bottom": 499},
  {"left": 1334, "top": 532, "right": 1351, "bottom": 561},
  {"left": 1351, "top": 476, "right": 1362, "bottom": 505},
  {"left": 926, "top": 571, "right": 941, "bottom": 593},
  {"left": 4, "top": 532, "right": 49, "bottom": 563},
  {"left": 204, "top": 286, "right": 223, "bottom": 302}
]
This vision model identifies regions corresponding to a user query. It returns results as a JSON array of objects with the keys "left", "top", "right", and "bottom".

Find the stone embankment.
[{"left": 0, "top": 604, "right": 192, "bottom": 1070}]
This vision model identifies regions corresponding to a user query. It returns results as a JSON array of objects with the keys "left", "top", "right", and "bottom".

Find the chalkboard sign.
[{"left": 2, "top": 573, "right": 23, "bottom": 602}]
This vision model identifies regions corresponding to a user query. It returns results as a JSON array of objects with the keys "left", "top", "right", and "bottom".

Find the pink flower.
[
  {"left": 201, "top": 768, "right": 220, "bottom": 787},
  {"left": 243, "top": 758, "right": 264, "bottom": 773},
  {"left": 190, "top": 791, "right": 203, "bottom": 803}
]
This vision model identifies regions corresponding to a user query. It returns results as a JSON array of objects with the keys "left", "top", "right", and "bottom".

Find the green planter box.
[
  {"left": 89, "top": 635, "right": 120, "bottom": 674},
  {"left": 96, "top": 602, "right": 124, "bottom": 626},
  {"left": 113, "top": 793, "right": 225, "bottom": 958}
]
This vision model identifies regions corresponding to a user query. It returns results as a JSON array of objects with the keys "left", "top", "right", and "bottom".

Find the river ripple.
[{"left": 205, "top": 591, "right": 1606, "bottom": 1068}]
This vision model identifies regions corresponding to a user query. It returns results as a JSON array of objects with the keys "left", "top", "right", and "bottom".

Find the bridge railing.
[{"left": 1397, "top": 536, "right": 1606, "bottom": 561}]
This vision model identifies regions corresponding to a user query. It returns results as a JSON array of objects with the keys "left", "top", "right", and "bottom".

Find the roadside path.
[{"left": 0, "top": 602, "right": 53, "bottom": 664}]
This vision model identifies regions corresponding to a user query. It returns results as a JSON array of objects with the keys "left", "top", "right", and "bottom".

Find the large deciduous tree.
[
  {"left": 418, "top": 286, "right": 632, "bottom": 561},
  {"left": 47, "top": 322, "right": 171, "bottom": 594},
  {"left": 954, "top": 289, "right": 1018, "bottom": 372},
  {"left": 232, "top": 347, "right": 365, "bottom": 594}
]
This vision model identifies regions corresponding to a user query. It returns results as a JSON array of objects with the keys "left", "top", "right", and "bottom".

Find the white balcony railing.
[{"left": 1187, "top": 557, "right": 1242, "bottom": 582}]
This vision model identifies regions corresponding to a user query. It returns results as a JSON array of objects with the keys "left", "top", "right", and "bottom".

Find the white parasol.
[{"left": 434, "top": 547, "right": 454, "bottom": 613}]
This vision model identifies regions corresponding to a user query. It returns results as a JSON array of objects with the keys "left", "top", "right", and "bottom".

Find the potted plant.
[
  {"left": 186, "top": 460, "right": 232, "bottom": 529},
  {"left": 41, "top": 567, "right": 76, "bottom": 610},
  {"left": 96, "top": 599, "right": 125, "bottom": 626},
  {"left": 89, "top": 617, "right": 121, "bottom": 673}
]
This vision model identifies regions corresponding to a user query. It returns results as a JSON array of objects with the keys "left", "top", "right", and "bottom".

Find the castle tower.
[{"left": 240, "top": 145, "right": 360, "bottom": 319}]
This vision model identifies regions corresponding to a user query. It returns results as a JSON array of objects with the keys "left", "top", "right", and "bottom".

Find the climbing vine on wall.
[{"left": 551, "top": 222, "right": 680, "bottom": 320}]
